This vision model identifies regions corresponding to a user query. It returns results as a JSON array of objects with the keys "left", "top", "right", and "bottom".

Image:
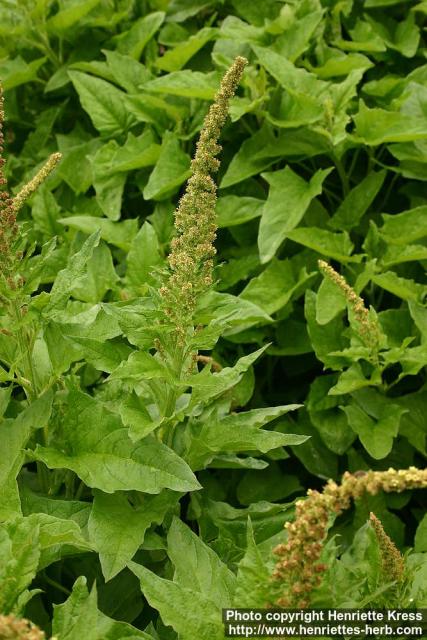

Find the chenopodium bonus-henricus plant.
[
  {"left": 130, "top": 56, "right": 303, "bottom": 458},
  {"left": 148, "top": 57, "right": 248, "bottom": 429},
  {"left": 0, "top": 85, "right": 61, "bottom": 400},
  {"left": 160, "top": 56, "right": 248, "bottom": 339}
]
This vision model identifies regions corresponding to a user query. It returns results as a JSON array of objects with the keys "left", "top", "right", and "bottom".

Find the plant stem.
[
  {"left": 332, "top": 152, "right": 350, "bottom": 197},
  {"left": 42, "top": 573, "right": 71, "bottom": 596}
]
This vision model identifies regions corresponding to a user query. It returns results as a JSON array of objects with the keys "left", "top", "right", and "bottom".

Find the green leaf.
[
  {"left": 258, "top": 166, "right": 331, "bottom": 263},
  {"left": 91, "top": 142, "right": 127, "bottom": 220},
  {"left": 379, "top": 205, "right": 427, "bottom": 245},
  {"left": 233, "top": 520, "right": 271, "bottom": 607},
  {"left": 43, "top": 231, "right": 100, "bottom": 314},
  {"left": 71, "top": 242, "right": 118, "bottom": 303},
  {"left": 372, "top": 271, "right": 426, "bottom": 302},
  {"left": 353, "top": 101, "right": 427, "bottom": 145},
  {"left": 52, "top": 577, "right": 152, "bottom": 639},
  {"left": 108, "top": 351, "right": 171, "bottom": 383},
  {"left": 329, "top": 170, "right": 386, "bottom": 231},
  {"left": 237, "top": 466, "right": 302, "bottom": 505},
  {"left": 0, "top": 518, "right": 41, "bottom": 613},
  {"left": 366, "top": 13, "right": 419, "bottom": 58},
  {"left": 58, "top": 216, "right": 138, "bottom": 251},
  {"left": 125, "top": 222, "right": 163, "bottom": 291},
  {"left": 88, "top": 490, "right": 179, "bottom": 580},
  {"left": 119, "top": 392, "right": 163, "bottom": 442},
  {"left": 342, "top": 399, "right": 406, "bottom": 459},
  {"left": 129, "top": 518, "right": 235, "bottom": 640},
  {"left": 57, "top": 139, "right": 100, "bottom": 195},
  {"left": 252, "top": 45, "right": 327, "bottom": 97},
  {"left": 196, "top": 290, "right": 272, "bottom": 334},
  {"left": 305, "top": 290, "right": 347, "bottom": 369},
  {"left": 0, "top": 392, "right": 53, "bottom": 520},
  {"left": 69, "top": 71, "right": 135, "bottom": 137},
  {"left": 167, "top": 517, "right": 236, "bottom": 601},
  {"left": 184, "top": 404, "right": 304, "bottom": 470},
  {"left": 143, "top": 132, "right": 191, "bottom": 200},
  {"left": 408, "top": 301, "right": 427, "bottom": 343},
  {"left": 217, "top": 196, "right": 264, "bottom": 228},
  {"left": 308, "top": 376, "right": 356, "bottom": 454},
  {"left": 240, "top": 258, "right": 314, "bottom": 315},
  {"left": 329, "top": 363, "right": 382, "bottom": 395},
  {"left": 23, "top": 513, "right": 92, "bottom": 570},
  {"left": 104, "top": 50, "right": 152, "bottom": 93},
  {"left": 188, "top": 346, "right": 269, "bottom": 409},
  {"left": 415, "top": 514, "right": 427, "bottom": 553},
  {"left": 381, "top": 243, "right": 427, "bottom": 267},
  {"left": 316, "top": 275, "right": 346, "bottom": 325},
  {"left": 64, "top": 336, "right": 131, "bottom": 373},
  {"left": 285, "top": 410, "right": 338, "bottom": 479},
  {"left": 99, "top": 130, "right": 161, "bottom": 173},
  {"left": 47, "top": 0, "right": 102, "bottom": 32},
  {"left": 287, "top": 227, "right": 354, "bottom": 261},
  {"left": 115, "top": 11, "right": 165, "bottom": 59},
  {"left": 0, "top": 56, "right": 46, "bottom": 90},
  {"left": 31, "top": 390, "right": 200, "bottom": 494},
  {"left": 220, "top": 124, "right": 329, "bottom": 188},
  {"left": 144, "top": 70, "right": 219, "bottom": 99},
  {"left": 156, "top": 27, "right": 216, "bottom": 72}
]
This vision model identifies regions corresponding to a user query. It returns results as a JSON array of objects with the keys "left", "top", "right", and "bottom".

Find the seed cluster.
[
  {"left": 160, "top": 57, "right": 247, "bottom": 338},
  {"left": 272, "top": 467, "right": 427, "bottom": 608},
  {"left": 0, "top": 614, "right": 51, "bottom": 640},
  {"left": 318, "top": 259, "right": 380, "bottom": 351}
]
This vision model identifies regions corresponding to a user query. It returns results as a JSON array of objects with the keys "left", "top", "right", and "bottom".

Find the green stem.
[
  {"left": 162, "top": 342, "right": 186, "bottom": 446},
  {"left": 74, "top": 480, "right": 85, "bottom": 501},
  {"left": 332, "top": 152, "right": 350, "bottom": 198},
  {"left": 37, "top": 462, "right": 51, "bottom": 494},
  {"left": 43, "top": 573, "right": 71, "bottom": 596}
]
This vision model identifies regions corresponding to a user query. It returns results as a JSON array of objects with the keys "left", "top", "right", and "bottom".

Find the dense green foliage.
[{"left": 1, "top": 0, "right": 427, "bottom": 638}]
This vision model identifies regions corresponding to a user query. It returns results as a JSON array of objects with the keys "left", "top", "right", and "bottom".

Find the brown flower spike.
[
  {"left": 160, "top": 57, "right": 247, "bottom": 338},
  {"left": 272, "top": 467, "right": 427, "bottom": 608}
]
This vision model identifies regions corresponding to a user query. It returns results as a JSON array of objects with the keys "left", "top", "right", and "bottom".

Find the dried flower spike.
[
  {"left": 0, "top": 613, "right": 48, "bottom": 640},
  {"left": 160, "top": 57, "right": 247, "bottom": 337},
  {"left": 272, "top": 466, "right": 427, "bottom": 608},
  {"left": 318, "top": 259, "right": 380, "bottom": 351},
  {"left": 369, "top": 512, "right": 405, "bottom": 586}
]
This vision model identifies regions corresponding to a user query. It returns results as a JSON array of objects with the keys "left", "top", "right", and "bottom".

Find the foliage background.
[{"left": 1, "top": 0, "right": 427, "bottom": 637}]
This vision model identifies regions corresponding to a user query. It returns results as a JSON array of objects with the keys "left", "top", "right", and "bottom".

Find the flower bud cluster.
[
  {"left": 160, "top": 57, "right": 247, "bottom": 338},
  {"left": 272, "top": 467, "right": 427, "bottom": 608}
]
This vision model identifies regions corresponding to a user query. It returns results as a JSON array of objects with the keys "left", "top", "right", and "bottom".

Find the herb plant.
[{"left": 1, "top": 0, "right": 427, "bottom": 638}]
